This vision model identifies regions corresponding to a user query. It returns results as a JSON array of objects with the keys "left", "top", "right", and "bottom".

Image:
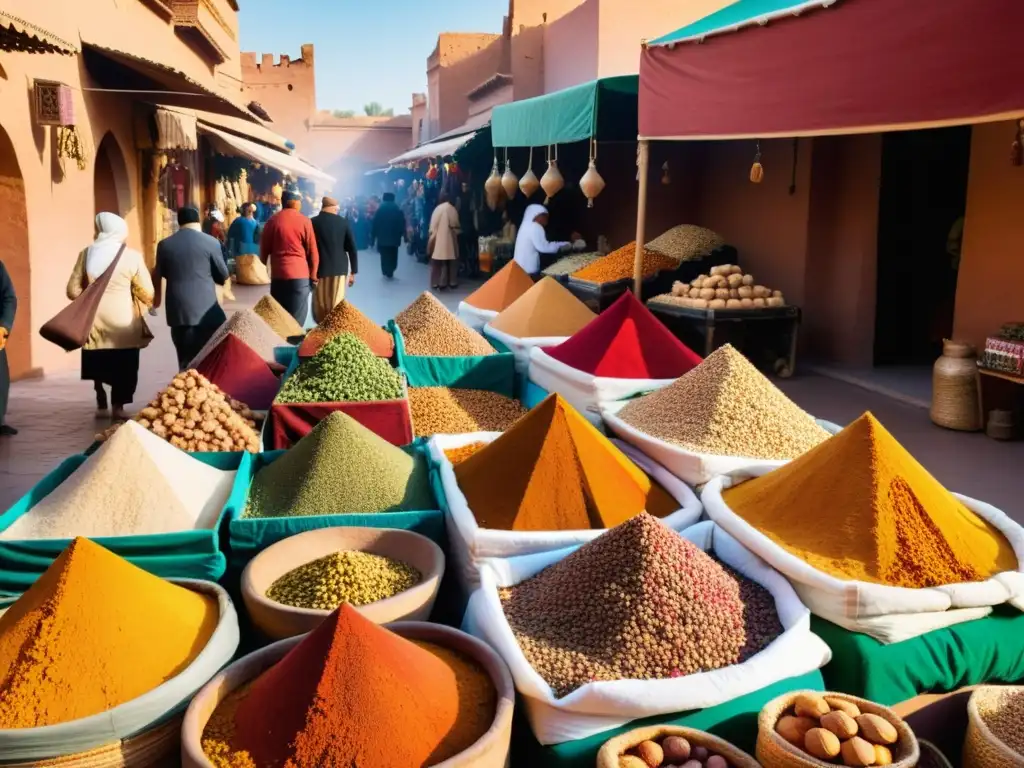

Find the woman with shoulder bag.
[{"left": 427, "top": 190, "right": 460, "bottom": 290}]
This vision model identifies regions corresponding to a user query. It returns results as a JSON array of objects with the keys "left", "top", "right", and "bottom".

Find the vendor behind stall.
[{"left": 513, "top": 204, "right": 572, "bottom": 277}]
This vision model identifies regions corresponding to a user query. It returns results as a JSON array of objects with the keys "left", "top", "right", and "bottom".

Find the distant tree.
[
  {"left": 364, "top": 102, "right": 394, "bottom": 117},
  {"left": 332, "top": 109, "right": 356, "bottom": 118}
]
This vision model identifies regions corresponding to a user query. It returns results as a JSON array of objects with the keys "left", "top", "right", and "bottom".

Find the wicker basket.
[
  {"left": 963, "top": 686, "right": 1024, "bottom": 768},
  {"left": 931, "top": 339, "right": 982, "bottom": 431},
  {"left": 596, "top": 725, "right": 759, "bottom": 768},
  {"left": 757, "top": 691, "right": 919, "bottom": 768},
  {"left": 918, "top": 740, "right": 954, "bottom": 768},
  {"left": 0, "top": 718, "right": 180, "bottom": 768}
]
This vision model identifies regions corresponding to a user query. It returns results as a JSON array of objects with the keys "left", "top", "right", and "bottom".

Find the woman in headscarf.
[
  {"left": 66, "top": 213, "right": 154, "bottom": 421},
  {"left": 427, "top": 190, "right": 460, "bottom": 290},
  {"left": 513, "top": 204, "right": 571, "bottom": 277}
]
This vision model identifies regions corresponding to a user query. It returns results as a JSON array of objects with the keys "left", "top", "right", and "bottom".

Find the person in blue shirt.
[{"left": 227, "top": 203, "right": 260, "bottom": 258}]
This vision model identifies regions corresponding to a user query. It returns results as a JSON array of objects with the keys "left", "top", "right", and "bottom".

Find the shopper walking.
[
  {"left": 227, "top": 202, "right": 260, "bottom": 258},
  {"left": 371, "top": 192, "right": 406, "bottom": 279},
  {"left": 428, "top": 191, "right": 460, "bottom": 290},
  {"left": 260, "top": 190, "right": 320, "bottom": 326},
  {"left": 67, "top": 213, "right": 154, "bottom": 420},
  {"left": 0, "top": 258, "right": 17, "bottom": 436},
  {"left": 311, "top": 196, "right": 358, "bottom": 323}
]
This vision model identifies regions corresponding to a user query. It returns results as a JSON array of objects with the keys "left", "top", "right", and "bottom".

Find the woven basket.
[
  {"left": 596, "top": 725, "right": 759, "bottom": 768},
  {"left": 757, "top": 691, "right": 919, "bottom": 768},
  {"left": 918, "top": 740, "right": 954, "bottom": 768},
  {"left": 0, "top": 718, "right": 180, "bottom": 768},
  {"left": 931, "top": 339, "right": 982, "bottom": 431},
  {"left": 963, "top": 686, "right": 1024, "bottom": 768}
]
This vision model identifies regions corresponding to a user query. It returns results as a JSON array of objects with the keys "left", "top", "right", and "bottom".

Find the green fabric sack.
[
  {"left": 814, "top": 609, "right": 1024, "bottom": 706},
  {"left": 226, "top": 442, "right": 445, "bottom": 571},
  {"left": 0, "top": 451, "right": 249, "bottom": 595},
  {"left": 511, "top": 670, "right": 826, "bottom": 768},
  {"left": 389, "top": 320, "right": 516, "bottom": 396}
]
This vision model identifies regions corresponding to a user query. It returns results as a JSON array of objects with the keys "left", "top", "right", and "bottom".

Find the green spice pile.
[
  {"left": 618, "top": 344, "right": 829, "bottom": 460},
  {"left": 266, "top": 551, "right": 422, "bottom": 610},
  {"left": 499, "top": 514, "right": 783, "bottom": 697},
  {"left": 243, "top": 411, "right": 434, "bottom": 519},
  {"left": 276, "top": 333, "right": 403, "bottom": 404},
  {"left": 977, "top": 688, "right": 1024, "bottom": 756},
  {"left": 409, "top": 387, "right": 526, "bottom": 437},
  {"left": 396, "top": 292, "right": 495, "bottom": 357}
]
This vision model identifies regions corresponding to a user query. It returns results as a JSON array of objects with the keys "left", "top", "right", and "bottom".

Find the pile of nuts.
[
  {"left": 646, "top": 224, "right": 726, "bottom": 263},
  {"left": 650, "top": 264, "right": 786, "bottom": 311},
  {"left": 775, "top": 694, "right": 899, "bottom": 767},
  {"left": 571, "top": 243, "right": 678, "bottom": 285},
  {"left": 396, "top": 292, "right": 496, "bottom": 357},
  {"left": 620, "top": 735, "right": 732, "bottom": 768},
  {"left": 499, "top": 514, "right": 783, "bottom": 697},
  {"left": 265, "top": 550, "right": 421, "bottom": 610},
  {"left": 409, "top": 387, "right": 526, "bottom": 437},
  {"left": 977, "top": 688, "right": 1024, "bottom": 756}
]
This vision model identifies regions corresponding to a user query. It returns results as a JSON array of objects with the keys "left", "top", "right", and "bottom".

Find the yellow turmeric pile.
[
  {"left": 723, "top": 412, "right": 1019, "bottom": 588},
  {"left": 0, "top": 537, "right": 219, "bottom": 728}
]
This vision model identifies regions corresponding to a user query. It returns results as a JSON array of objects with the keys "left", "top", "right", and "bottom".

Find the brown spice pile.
[
  {"left": 410, "top": 387, "right": 526, "bottom": 437},
  {"left": 397, "top": 292, "right": 495, "bottom": 357},
  {"left": 253, "top": 295, "right": 305, "bottom": 340},
  {"left": 300, "top": 300, "right": 394, "bottom": 358},
  {"left": 571, "top": 243, "right": 678, "bottom": 284}
]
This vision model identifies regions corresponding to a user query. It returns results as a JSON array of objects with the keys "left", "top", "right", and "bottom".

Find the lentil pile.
[
  {"left": 189, "top": 310, "right": 288, "bottom": 368},
  {"left": 299, "top": 299, "right": 394, "bottom": 358},
  {"left": 0, "top": 538, "right": 218, "bottom": 728},
  {"left": 410, "top": 386, "right": 526, "bottom": 437},
  {"left": 489, "top": 277, "right": 596, "bottom": 338},
  {"left": 196, "top": 333, "right": 280, "bottom": 411},
  {"left": 571, "top": 242, "right": 678, "bottom": 284},
  {"left": 243, "top": 411, "right": 433, "bottom": 519},
  {"left": 976, "top": 688, "right": 1024, "bottom": 758},
  {"left": 723, "top": 412, "right": 1019, "bottom": 588},
  {"left": 3, "top": 421, "right": 234, "bottom": 539},
  {"left": 276, "top": 333, "right": 403, "bottom": 404},
  {"left": 645, "top": 224, "right": 725, "bottom": 262},
  {"left": 547, "top": 291, "right": 702, "bottom": 379},
  {"left": 464, "top": 260, "right": 535, "bottom": 311},
  {"left": 266, "top": 551, "right": 421, "bottom": 611},
  {"left": 542, "top": 252, "right": 602, "bottom": 277},
  {"left": 253, "top": 294, "right": 305, "bottom": 340},
  {"left": 618, "top": 344, "right": 829, "bottom": 460},
  {"left": 396, "top": 292, "right": 496, "bottom": 357},
  {"left": 499, "top": 514, "right": 782, "bottom": 697},
  {"left": 201, "top": 604, "right": 496, "bottom": 767},
  {"left": 454, "top": 394, "right": 651, "bottom": 531}
]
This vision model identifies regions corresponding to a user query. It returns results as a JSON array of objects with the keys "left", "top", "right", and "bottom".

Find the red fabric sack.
[
  {"left": 267, "top": 398, "right": 413, "bottom": 450},
  {"left": 195, "top": 333, "right": 282, "bottom": 411}
]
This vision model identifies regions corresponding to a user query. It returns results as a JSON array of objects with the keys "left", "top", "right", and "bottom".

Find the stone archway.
[
  {"left": 0, "top": 125, "right": 31, "bottom": 379},
  {"left": 94, "top": 132, "right": 130, "bottom": 218}
]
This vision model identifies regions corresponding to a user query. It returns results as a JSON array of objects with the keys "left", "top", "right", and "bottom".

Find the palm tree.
[{"left": 364, "top": 102, "right": 394, "bottom": 117}]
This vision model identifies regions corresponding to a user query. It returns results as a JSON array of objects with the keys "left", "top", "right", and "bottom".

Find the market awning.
[
  {"left": 388, "top": 130, "right": 481, "bottom": 166},
  {"left": 198, "top": 124, "right": 335, "bottom": 187},
  {"left": 639, "top": 0, "right": 1024, "bottom": 140},
  {"left": 192, "top": 109, "right": 293, "bottom": 152},
  {"left": 0, "top": 11, "right": 77, "bottom": 54},
  {"left": 490, "top": 75, "right": 638, "bottom": 147}
]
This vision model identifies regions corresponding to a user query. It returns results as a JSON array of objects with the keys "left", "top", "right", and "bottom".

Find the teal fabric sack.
[
  {"left": 814, "top": 609, "right": 1024, "bottom": 706},
  {"left": 0, "top": 451, "right": 250, "bottom": 595},
  {"left": 226, "top": 442, "right": 445, "bottom": 570},
  {"left": 519, "top": 377, "right": 551, "bottom": 409},
  {"left": 390, "top": 320, "right": 516, "bottom": 396},
  {"left": 274, "top": 345, "right": 298, "bottom": 372}
]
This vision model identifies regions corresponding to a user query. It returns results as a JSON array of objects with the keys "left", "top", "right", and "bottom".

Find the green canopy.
[
  {"left": 649, "top": 0, "right": 833, "bottom": 47},
  {"left": 490, "top": 75, "right": 638, "bottom": 148}
]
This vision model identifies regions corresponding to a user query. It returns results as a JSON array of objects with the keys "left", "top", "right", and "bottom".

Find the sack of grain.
[
  {"left": 235, "top": 254, "right": 271, "bottom": 286},
  {"left": 456, "top": 302, "right": 498, "bottom": 332},
  {"left": 462, "top": 521, "right": 831, "bottom": 745},
  {"left": 646, "top": 225, "right": 726, "bottom": 263}
]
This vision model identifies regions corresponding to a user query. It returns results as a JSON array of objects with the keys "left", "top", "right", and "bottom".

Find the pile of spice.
[
  {"left": 95, "top": 370, "right": 261, "bottom": 452},
  {"left": 189, "top": 310, "right": 288, "bottom": 369},
  {"left": 253, "top": 294, "right": 305, "bottom": 340},
  {"left": 201, "top": 604, "right": 496, "bottom": 767},
  {"left": 547, "top": 291, "right": 702, "bottom": 379},
  {"left": 266, "top": 551, "right": 422, "bottom": 611},
  {"left": 645, "top": 224, "right": 725, "bottom": 262},
  {"left": 499, "top": 514, "right": 782, "bottom": 697},
  {"left": 299, "top": 300, "right": 394, "bottom": 358},
  {"left": 723, "top": 412, "right": 1019, "bottom": 588},
  {"left": 488, "top": 277, "right": 596, "bottom": 338},
  {"left": 463, "top": 260, "right": 535, "bottom": 311},
  {"left": 571, "top": 242, "right": 678, "bottom": 284},
  {"left": 454, "top": 394, "right": 651, "bottom": 531},
  {"left": 3, "top": 421, "right": 234, "bottom": 539},
  {"left": 975, "top": 688, "right": 1024, "bottom": 758},
  {"left": 276, "top": 333, "right": 403, "bottom": 404},
  {"left": 618, "top": 344, "right": 830, "bottom": 460},
  {"left": 409, "top": 387, "right": 526, "bottom": 437},
  {"left": 396, "top": 292, "right": 495, "bottom": 357},
  {"left": 0, "top": 537, "right": 218, "bottom": 728},
  {"left": 243, "top": 411, "right": 434, "bottom": 519},
  {"left": 542, "top": 252, "right": 602, "bottom": 277},
  {"left": 196, "top": 333, "right": 280, "bottom": 411},
  {"left": 444, "top": 442, "right": 489, "bottom": 466}
]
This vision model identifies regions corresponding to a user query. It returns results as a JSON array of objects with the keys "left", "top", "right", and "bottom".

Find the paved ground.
[{"left": 1, "top": 251, "right": 1021, "bottom": 522}]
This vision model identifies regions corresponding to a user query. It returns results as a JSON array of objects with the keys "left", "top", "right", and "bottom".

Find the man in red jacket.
[{"left": 259, "top": 190, "right": 320, "bottom": 325}]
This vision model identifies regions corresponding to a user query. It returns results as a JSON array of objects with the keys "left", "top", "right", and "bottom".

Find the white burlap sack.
[
  {"left": 428, "top": 433, "right": 702, "bottom": 593},
  {"left": 702, "top": 466, "right": 1024, "bottom": 643},
  {"left": 529, "top": 347, "right": 676, "bottom": 428},
  {"left": 457, "top": 302, "right": 498, "bottom": 332},
  {"left": 462, "top": 521, "right": 832, "bottom": 745},
  {"left": 484, "top": 325, "right": 567, "bottom": 377}
]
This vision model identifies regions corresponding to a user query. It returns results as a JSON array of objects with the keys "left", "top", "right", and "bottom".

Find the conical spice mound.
[
  {"left": 463, "top": 261, "right": 536, "bottom": 312},
  {"left": 299, "top": 300, "right": 394, "bottom": 358},
  {"left": 253, "top": 294, "right": 305, "bottom": 340},
  {"left": 196, "top": 333, "right": 281, "bottom": 411},
  {"left": 189, "top": 310, "right": 286, "bottom": 368},
  {"left": 722, "top": 412, "right": 1019, "bottom": 588},
  {"left": 489, "top": 277, "right": 596, "bottom": 338},
  {"left": 454, "top": 394, "right": 651, "bottom": 531},
  {"left": 396, "top": 292, "right": 494, "bottom": 357}
]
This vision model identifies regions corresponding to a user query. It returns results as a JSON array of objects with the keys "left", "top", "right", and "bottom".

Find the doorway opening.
[
  {"left": 94, "top": 132, "right": 130, "bottom": 218},
  {"left": 0, "top": 125, "right": 31, "bottom": 379}
]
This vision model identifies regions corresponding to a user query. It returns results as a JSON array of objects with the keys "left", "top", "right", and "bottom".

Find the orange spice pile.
[{"left": 571, "top": 242, "right": 678, "bottom": 284}]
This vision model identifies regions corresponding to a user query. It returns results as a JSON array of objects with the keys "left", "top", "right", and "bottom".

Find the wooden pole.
[{"left": 633, "top": 139, "right": 650, "bottom": 296}]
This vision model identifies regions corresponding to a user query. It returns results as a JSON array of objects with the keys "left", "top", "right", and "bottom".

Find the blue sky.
[{"left": 238, "top": 0, "right": 509, "bottom": 115}]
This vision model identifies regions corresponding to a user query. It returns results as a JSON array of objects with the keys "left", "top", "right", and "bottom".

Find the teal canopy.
[
  {"left": 490, "top": 75, "right": 638, "bottom": 147},
  {"left": 649, "top": 0, "right": 834, "bottom": 47}
]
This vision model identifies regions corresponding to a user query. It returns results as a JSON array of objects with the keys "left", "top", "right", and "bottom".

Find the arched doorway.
[
  {"left": 0, "top": 126, "right": 31, "bottom": 379},
  {"left": 94, "top": 132, "right": 130, "bottom": 218}
]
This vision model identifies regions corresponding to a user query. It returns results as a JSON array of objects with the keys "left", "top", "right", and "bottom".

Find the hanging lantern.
[
  {"left": 749, "top": 140, "right": 764, "bottom": 183},
  {"left": 501, "top": 149, "right": 519, "bottom": 200},
  {"left": 580, "top": 139, "right": 605, "bottom": 208},
  {"left": 541, "top": 145, "right": 564, "bottom": 204},
  {"left": 661, "top": 161, "right": 671, "bottom": 185},
  {"left": 485, "top": 155, "right": 503, "bottom": 211},
  {"left": 520, "top": 147, "right": 540, "bottom": 198}
]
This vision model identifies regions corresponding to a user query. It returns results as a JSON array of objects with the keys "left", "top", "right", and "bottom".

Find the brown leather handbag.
[{"left": 40, "top": 244, "right": 125, "bottom": 352}]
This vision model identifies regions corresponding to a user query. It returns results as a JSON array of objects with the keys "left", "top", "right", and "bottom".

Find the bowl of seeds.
[
  {"left": 241, "top": 526, "right": 445, "bottom": 640},
  {"left": 597, "top": 725, "right": 760, "bottom": 768},
  {"left": 964, "top": 686, "right": 1024, "bottom": 768}
]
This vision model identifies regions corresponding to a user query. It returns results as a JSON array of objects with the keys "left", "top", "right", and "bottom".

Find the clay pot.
[
  {"left": 180, "top": 622, "right": 515, "bottom": 768},
  {"left": 241, "top": 527, "right": 445, "bottom": 641}
]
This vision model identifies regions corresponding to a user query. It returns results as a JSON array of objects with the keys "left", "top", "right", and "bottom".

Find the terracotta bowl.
[
  {"left": 241, "top": 526, "right": 445, "bottom": 640},
  {"left": 180, "top": 621, "right": 515, "bottom": 768}
]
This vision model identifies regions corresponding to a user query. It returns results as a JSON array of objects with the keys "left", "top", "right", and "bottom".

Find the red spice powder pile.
[
  {"left": 546, "top": 292, "right": 702, "bottom": 379},
  {"left": 195, "top": 333, "right": 281, "bottom": 411}
]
